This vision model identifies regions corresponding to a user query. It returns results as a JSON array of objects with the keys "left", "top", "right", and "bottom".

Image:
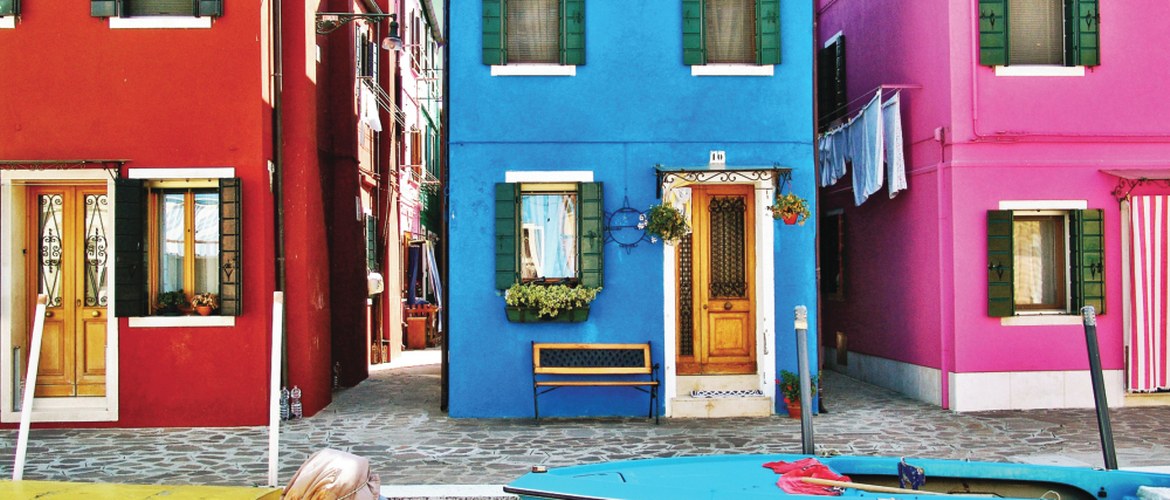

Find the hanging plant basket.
[{"left": 767, "top": 193, "right": 810, "bottom": 226}]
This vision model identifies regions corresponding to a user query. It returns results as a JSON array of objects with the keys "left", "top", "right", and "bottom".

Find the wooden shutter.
[
  {"left": 219, "top": 178, "right": 242, "bottom": 316},
  {"left": 495, "top": 183, "right": 519, "bottom": 289},
  {"left": 365, "top": 214, "right": 378, "bottom": 270},
  {"left": 987, "top": 210, "right": 1014, "bottom": 317},
  {"left": 578, "top": 182, "right": 604, "bottom": 288},
  {"left": 817, "top": 36, "right": 846, "bottom": 128},
  {"left": 1066, "top": 0, "right": 1100, "bottom": 66},
  {"left": 197, "top": 0, "right": 223, "bottom": 17},
  {"left": 978, "top": 0, "right": 1008, "bottom": 66},
  {"left": 114, "top": 179, "right": 146, "bottom": 318},
  {"left": 682, "top": 0, "right": 706, "bottom": 65},
  {"left": 91, "top": 0, "right": 120, "bottom": 17},
  {"left": 0, "top": 0, "right": 19, "bottom": 16},
  {"left": 483, "top": 0, "right": 506, "bottom": 65},
  {"left": 755, "top": 0, "right": 781, "bottom": 65},
  {"left": 560, "top": 0, "right": 585, "bottom": 65},
  {"left": 410, "top": 130, "right": 423, "bottom": 167},
  {"left": 1070, "top": 209, "right": 1105, "bottom": 314}
]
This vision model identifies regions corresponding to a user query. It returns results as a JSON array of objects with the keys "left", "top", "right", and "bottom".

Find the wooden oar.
[{"left": 800, "top": 477, "right": 947, "bottom": 495}]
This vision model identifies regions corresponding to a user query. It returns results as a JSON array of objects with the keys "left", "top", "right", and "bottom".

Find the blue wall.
[{"left": 449, "top": 0, "right": 816, "bottom": 418}]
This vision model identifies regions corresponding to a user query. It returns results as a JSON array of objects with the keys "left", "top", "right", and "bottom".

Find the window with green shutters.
[
  {"left": 114, "top": 177, "right": 242, "bottom": 317},
  {"left": 495, "top": 182, "right": 604, "bottom": 289},
  {"left": 482, "top": 0, "right": 585, "bottom": 66},
  {"left": 91, "top": 0, "right": 223, "bottom": 18},
  {"left": 683, "top": 0, "right": 781, "bottom": 66},
  {"left": 978, "top": 0, "right": 1099, "bottom": 67},
  {"left": 986, "top": 209, "right": 1104, "bottom": 317},
  {"left": 0, "top": 0, "right": 19, "bottom": 17}
]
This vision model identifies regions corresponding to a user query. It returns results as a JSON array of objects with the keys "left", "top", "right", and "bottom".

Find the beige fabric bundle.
[{"left": 283, "top": 448, "right": 381, "bottom": 500}]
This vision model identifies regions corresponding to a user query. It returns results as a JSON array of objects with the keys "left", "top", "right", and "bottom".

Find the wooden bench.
[{"left": 531, "top": 342, "right": 659, "bottom": 424}]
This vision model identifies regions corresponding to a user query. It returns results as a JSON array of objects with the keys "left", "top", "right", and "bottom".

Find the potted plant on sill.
[
  {"left": 767, "top": 193, "right": 811, "bottom": 226},
  {"left": 504, "top": 282, "right": 602, "bottom": 323},
  {"left": 191, "top": 292, "right": 219, "bottom": 316},
  {"left": 640, "top": 203, "right": 690, "bottom": 244},
  {"left": 777, "top": 370, "right": 818, "bottom": 419},
  {"left": 156, "top": 290, "right": 186, "bottom": 316}
]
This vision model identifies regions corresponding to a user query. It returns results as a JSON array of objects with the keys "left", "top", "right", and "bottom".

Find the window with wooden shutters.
[
  {"left": 114, "top": 177, "right": 241, "bottom": 317},
  {"left": 978, "top": 0, "right": 1099, "bottom": 67},
  {"left": 482, "top": 0, "right": 585, "bottom": 66},
  {"left": 986, "top": 208, "right": 1104, "bottom": 317},
  {"left": 495, "top": 181, "right": 603, "bottom": 289},
  {"left": 817, "top": 35, "right": 846, "bottom": 129},
  {"left": 683, "top": 0, "right": 781, "bottom": 66},
  {"left": 0, "top": 0, "right": 19, "bottom": 17},
  {"left": 92, "top": 0, "right": 223, "bottom": 17}
]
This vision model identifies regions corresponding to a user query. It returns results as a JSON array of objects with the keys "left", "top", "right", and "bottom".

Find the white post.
[
  {"left": 267, "top": 292, "right": 285, "bottom": 487},
  {"left": 13, "top": 294, "right": 48, "bottom": 481}
]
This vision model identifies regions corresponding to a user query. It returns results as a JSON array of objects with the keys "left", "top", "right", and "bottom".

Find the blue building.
[{"left": 448, "top": 0, "right": 816, "bottom": 418}]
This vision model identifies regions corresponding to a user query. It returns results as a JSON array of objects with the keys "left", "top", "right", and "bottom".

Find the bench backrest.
[{"left": 532, "top": 343, "right": 653, "bottom": 375}]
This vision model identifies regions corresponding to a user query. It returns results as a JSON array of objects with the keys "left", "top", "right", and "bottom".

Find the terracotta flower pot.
[
  {"left": 195, "top": 305, "right": 213, "bottom": 316},
  {"left": 785, "top": 398, "right": 802, "bottom": 419},
  {"left": 781, "top": 213, "right": 799, "bottom": 225}
]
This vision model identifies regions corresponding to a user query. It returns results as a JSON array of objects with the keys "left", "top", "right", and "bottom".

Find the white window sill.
[
  {"left": 691, "top": 64, "right": 774, "bottom": 77},
  {"left": 491, "top": 64, "right": 576, "bottom": 77},
  {"left": 1001, "top": 314, "right": 1083, "bottom": 326},
  {"left": 129, "top": 316, "right": 236, "bottom": 328},
  {"left": 109, "top": 16, "right": 212, "bottom": 29},
  {"left": 0, "top": 16, "right": 14, "bottom": 29},
  {"left": 995, "top": 65, "right": 1085, "bottom": 77}
]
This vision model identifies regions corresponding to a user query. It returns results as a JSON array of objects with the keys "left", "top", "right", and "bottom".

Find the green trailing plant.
[
  {"left": 768, "top": 193, "right": 811, "bottom": 225},
  {"left": 777, "top": 370, "right": 819, "bottom": 402},
  {"left": 640, "top": 203, "right": 690, "bottom": 243},
  {"left": 505, "top": 283, "right": 602, "bottom": 318}
]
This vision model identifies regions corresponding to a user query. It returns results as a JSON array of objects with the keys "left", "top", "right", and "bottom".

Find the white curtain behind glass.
[
  {"left": 507, "top": 0, "right": 559, "bottom": 63},
  {"left": 1009, "top": 0, "right": 1064, "bottom": 65},
  {"left": 706, "top": 0, "right": 755, "bottom": 63}
]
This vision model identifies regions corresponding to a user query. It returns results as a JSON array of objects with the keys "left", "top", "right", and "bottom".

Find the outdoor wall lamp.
[{"left": 315, "top": 12, "right": 398, "bottom": 36}]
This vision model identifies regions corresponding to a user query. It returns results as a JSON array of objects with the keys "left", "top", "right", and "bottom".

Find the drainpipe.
[
  {"left": 439, "top": 0, "right": 450, "bottom": 412},
  {"left": 272, "top": 0, "right": 287, "bottom": 382}
]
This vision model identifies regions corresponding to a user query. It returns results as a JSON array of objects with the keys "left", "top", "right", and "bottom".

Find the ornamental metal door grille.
[
  {"left": 678, "top": 233, "right": 695, "bottom": 356},
  {"left": 84, "top": 194, "right": 109, "bottom": 308},
  {"left": 39, "top": 194, "right": 64, "bottom": 308},
  {"left": 709, "top": 196, "right": 747, "bottom": 298}
]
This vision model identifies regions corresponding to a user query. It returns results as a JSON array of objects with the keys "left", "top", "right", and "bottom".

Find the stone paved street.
[{"left": 2, "top": 349, "right": 1168, "bottom": 491}]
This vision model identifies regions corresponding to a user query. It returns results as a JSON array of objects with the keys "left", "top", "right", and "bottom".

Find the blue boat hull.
[{"left": 504, "top": 454, "right": 1170, "bottom": 500}]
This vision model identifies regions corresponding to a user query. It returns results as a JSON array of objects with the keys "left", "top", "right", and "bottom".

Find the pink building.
[{"left": 816, "top": 0, "right": 1170, "bottom": 410}]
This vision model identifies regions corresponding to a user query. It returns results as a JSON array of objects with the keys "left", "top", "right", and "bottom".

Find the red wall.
[{"left": 0, "top": 3, "right": 343, "bottom": 426}]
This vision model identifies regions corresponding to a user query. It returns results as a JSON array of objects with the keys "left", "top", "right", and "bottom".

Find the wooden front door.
[
  {"left": 27, "top": 185, "right": 108, "bottom": 397},
  {"left": 677, "top": 184, "right": 756, "bottom": 375}
]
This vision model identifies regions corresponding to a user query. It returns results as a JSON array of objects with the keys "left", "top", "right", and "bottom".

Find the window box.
[{"left": 505, "top": 305, "right": 591, "bottom": 323}]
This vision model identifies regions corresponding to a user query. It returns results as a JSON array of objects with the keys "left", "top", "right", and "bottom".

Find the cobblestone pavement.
[{"left": 1, "top": 350, "right": 1168, "bottom": 489}]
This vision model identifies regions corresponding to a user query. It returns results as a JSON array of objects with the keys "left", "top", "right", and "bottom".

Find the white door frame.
[
  {"left": 1, "top": 169, "right": 119, "bottom": 423},
  {"left": 662, "top": 176, "right": 777, "bottom": 417}
]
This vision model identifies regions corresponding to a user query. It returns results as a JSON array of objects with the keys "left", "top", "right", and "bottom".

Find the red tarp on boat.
[{"left": 763, "top": 458, "right": 852, "bottom": 496}]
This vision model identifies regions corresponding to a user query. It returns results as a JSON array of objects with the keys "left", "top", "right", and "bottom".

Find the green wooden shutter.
[
  {"left": 365, "top": 214, "right": 378, "bottom": 271},
  {"left": 987, "top": 210, "right": 1014, "bottom": 317},
  {"left": 682, "top": 0, "right": 706, "bottom": 65},
  {"left": 114, "top": 179, "right": 146, "bottom": 318},
  {"left": 1066, "top": 0, "right": 1100, "bottom": 66},
  {"left": 91, "top": 0, "right": 120, "bottom": 17},
  {"left": 578, "top": 182, "right": 604, "bottom": 289},
  {"left": 755, "top": 0, "right": 781, "bottom": 65},
  {"left": 483, "top": 0, "right": 506, "bottom": 65},
  {"left": 197, "top": 0, "right": 223, "bottom": 17},
  {"left": 561, "top": 0, "right": 585, "bottom": 65},
  {"left": 0, "top": 0, "right": 19, "bottom": 17},
  {"left": 495, "top": 183, "right": 519, "bottom": 289},
  {"left": 219, "top": 178, "right": 242, "bottom": 316},
  {"left": 1070, "top": 209, "right": 1105, "bottom": 314},
  {"left": 978, "top": 0, "right": 1008, "bottom": 66}
]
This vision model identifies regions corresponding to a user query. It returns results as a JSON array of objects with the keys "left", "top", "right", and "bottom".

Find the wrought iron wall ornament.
[{"left": 604, "top": 196, "right": 650, "bottom": 253}]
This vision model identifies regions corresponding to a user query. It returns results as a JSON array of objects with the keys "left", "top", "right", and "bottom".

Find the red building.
[{"left": 0, "top": 0, "right": 408, "bottom": 427}]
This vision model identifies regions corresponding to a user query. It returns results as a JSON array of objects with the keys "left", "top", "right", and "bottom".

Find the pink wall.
[{"left": 817, "top": 0, "right": 1170, "bottom": 379}]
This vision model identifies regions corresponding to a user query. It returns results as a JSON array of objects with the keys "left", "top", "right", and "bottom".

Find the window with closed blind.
[
  {"left": 483, "top": 0, "right": 585, "bottom": 67},
  {"left": 978, "top": 0, "right": 1099, "bottom": 67},
  {"left": 91, "top": 0, "right": 223, "bottom": 18},
  {"left": 683, "top": 0, "right": 780, "bottom": 68}
]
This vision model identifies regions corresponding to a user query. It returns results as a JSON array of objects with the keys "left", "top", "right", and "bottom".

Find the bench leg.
[
  {"left": 650, "top": 385, "right": 659, "bottom": 425},
  {"left": 533, "top": 386, "right": 540, "bottom": 422}
]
